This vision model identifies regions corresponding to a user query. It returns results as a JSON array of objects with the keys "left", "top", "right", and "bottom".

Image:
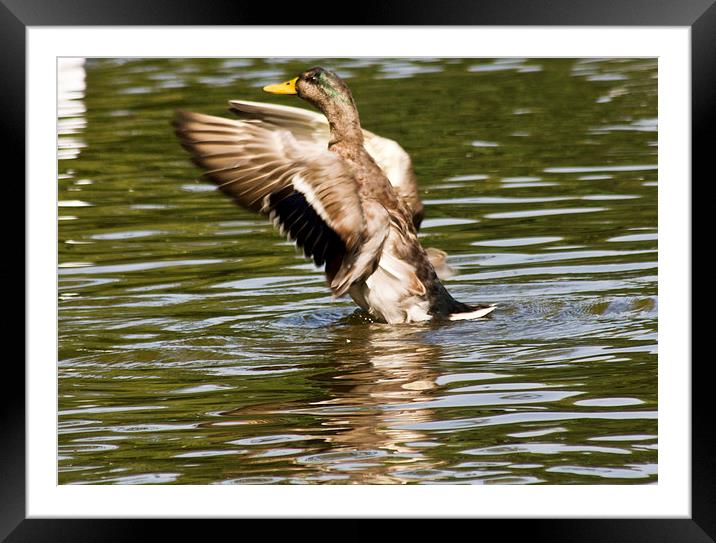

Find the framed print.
[{"left": 7, "top": 0, "right": 708, "bottom": 540}]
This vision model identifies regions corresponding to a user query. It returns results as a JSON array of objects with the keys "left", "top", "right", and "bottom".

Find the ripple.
[
  {"left": 608, "top": 232, "right": 657, "bottom": 242},
  {"left": 386, "top": 390, "right": 582, "bottom": 410},
  {"left": 59, "top": 261, "right": 94, "bottom": 269},
  {"left": 59, "top": 405, "right": 166, "bottom": 416},
  {"left": 586, "top": 73, "right": 628, "bottom": 82},
  {"left": 589, "top": 118, "right": 657, "bottom": 133},
  {"left": 582, "top": 194, "right": 640, "bottom": 201},
  {"left": 446, "top": 174, "right": 489, "bottom": 182},
  {"left": 228, "top": 434, "right": 311, "bottom": 446},
  {"left": 435, "top": 372, "right": 508, "bottom": 385},
  {"left": 91, "top": 230, "right": 166, "bottom": 240},
  {"left": 544, "top": 165, "right": 656, "bottom": 173},
  {"left": 58, "top": 199, "right": 92, "bottom": 207},
  {"left": 501, "top": 176, "right": 542, "bottom": 183},
  {"left": 472, "top": 236, "right": 563, "bottom": 247},
  {"left": 507, "top": 427, "right": 568, "bottom": 438},
  {"left": 180, "top": 183, "right": 215, "bottom": 192},
  {"left": 211, "top": 275, "right": 319, "bottom": 291},
  {"left": 588, "top": 434, "right": 656, "bottom": 442},
  {"left": 501, "top": 182, "right": 558, "bottom": 188},
  {"left": 395, "top": 410, "right": 657, "bottom": 432},
  {"left": 58, "top": 259, "right": 223, "bottom": 276},
  {"left": 546, "top": 464, "right": 656, "bottom": 479},
  {"left": 112, "top": 423, "right": 198, "bottom": 433},
  {"left": 92, "top": 473, "right": 181, "bottom": 484},
  {"left": 426, "top": 196, "right": 570, "bottom": 206},
  {"left": 376, "top": 61, "right": 443, "bottom": 79},
  {"left": 485, "top": 207, "right": 606, "bottom": 219},
  {"left": 393, "top": 469, "right": 453, "bottom": 480},
  {"left": 468, "top": 59, "right": 539, "bottom": 74},
  {"left": 420, "top": 218, "right": 478, "bottom": 229},
  {"left": 216, "top": 476, "right": 286, "bottom": 484},
  {"left": 174, "top": 450, "right": 245, "bottom": 458},
  {"left": 574, "top": 397, "right": 645, "bottom": 407},
  {"left": 471, "top": 140, "right": 499, "bottom": 148},
  {"left": 464, "top": 443, "right": 630, "bottom": 456},
  {"left": 298, "top": 449, "right": 387, "bottom": 464},
  {"left": 60, "top": 443, "right": 119, "bottom": 453},
  {"left": 453, "top": 261, "right": 656, "bottom": 282},
  {"left": 252, "top": 448, "right": 305, "bottom": 458},
  {"left": 170, "top": 384, "right": 234, "bottom": 394},
  {"left": 201, "top": 365, "right": 302, "bottom": 377},
  {"left": 579, "top": 174, "right": 613, "bottom": 181},
  {"left": 469, "top": 248, "right": 654, "bottom": 267},
  {"left": 221, "top": 59, "right": 254, "bottom": 69}
]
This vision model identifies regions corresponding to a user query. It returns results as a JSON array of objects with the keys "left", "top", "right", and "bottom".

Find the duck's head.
[{"left": 263, "top": 67, "right": 356, "bottom": 114}]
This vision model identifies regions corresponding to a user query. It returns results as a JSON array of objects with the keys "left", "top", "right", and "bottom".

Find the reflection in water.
[
  {"left": 58, "top": 58, "right": 86, "bottom": 161},
  {"left": 58, "top": 58, "right": 658, "bottom": 485},
  {"left": 216, "top": 322, "right": 443, "bottom": 483},
  {"left": 302, "top": 324, "right": 440, "bottom": 482}
]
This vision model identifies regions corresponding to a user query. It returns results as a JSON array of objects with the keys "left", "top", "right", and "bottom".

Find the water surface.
[{"left": 58, "top": 57, "right": 657, "bottom": 485}]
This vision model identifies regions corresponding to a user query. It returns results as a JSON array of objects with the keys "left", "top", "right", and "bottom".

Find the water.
[{"left": 58, "top": 57, "right": 658, "bottom": 485}]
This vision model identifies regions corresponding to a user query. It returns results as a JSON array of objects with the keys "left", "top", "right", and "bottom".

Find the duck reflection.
[{"left": 220, "top": 315, "right": 445, "bottom": 483}]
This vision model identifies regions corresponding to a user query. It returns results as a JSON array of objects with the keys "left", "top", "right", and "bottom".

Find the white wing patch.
[{"left": 291, "top": 174, "right": 330, "bottom": 226}]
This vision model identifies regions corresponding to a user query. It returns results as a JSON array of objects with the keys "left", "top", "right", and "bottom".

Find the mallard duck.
[{"left": 173, "top": 67, "right": 495, "bottom": 324}]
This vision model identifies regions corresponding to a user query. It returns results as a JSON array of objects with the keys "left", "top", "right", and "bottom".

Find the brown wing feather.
[
  {"left": 173, "top": 109, "right": 390, "bottom": 296},
  {"left": 228, "top": 100, "right": 425, "bottom": 229},
  {"left": 173, "top": 109, "right": 364, "bottom": 248}
]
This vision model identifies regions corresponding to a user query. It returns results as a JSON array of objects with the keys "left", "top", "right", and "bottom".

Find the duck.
[{"left": 173, "top": 66, "right": 495, "bottom": 324}]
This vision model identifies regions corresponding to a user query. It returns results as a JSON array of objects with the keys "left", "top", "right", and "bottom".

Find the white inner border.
[{"left": 28, "top": 27, "right": 691, "bottom": 518}]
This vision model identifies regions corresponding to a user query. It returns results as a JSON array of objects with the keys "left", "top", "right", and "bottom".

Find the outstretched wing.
[
  {"left": 173, "top": 109, "right": 378, "bottom": 294},
  {"left": 229, "top": 100, "right": 424, "bottom": 229}
]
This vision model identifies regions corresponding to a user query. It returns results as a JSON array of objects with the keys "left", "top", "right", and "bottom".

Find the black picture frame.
[{"left": 5, "top": 0, "right": 706, "bottom": 540}]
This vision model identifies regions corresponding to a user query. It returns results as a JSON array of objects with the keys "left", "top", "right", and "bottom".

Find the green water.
[{"left": 58, "top": 57, "right": 657, "bottom": 485}]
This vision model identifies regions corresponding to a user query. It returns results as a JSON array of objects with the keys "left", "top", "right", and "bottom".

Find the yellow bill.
[{"left": 263, "top": 77, "right": 298, "bottom": 95}]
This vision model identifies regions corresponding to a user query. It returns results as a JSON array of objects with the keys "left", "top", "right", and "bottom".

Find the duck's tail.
[
  {"left": 425, "top": 278, "right": 496, "bottom": 321},
  {"left": 448, "top": 304, "right": 497, "bottom": 321}
]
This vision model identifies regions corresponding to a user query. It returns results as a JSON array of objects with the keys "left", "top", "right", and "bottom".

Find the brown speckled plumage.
[{"left": 173, "top": 66, "right": 495, "bottom": 323}]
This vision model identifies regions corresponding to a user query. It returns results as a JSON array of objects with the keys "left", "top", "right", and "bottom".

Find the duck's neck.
[{"left": 321, "top": 101, "right": 364, "bottom": 149}]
